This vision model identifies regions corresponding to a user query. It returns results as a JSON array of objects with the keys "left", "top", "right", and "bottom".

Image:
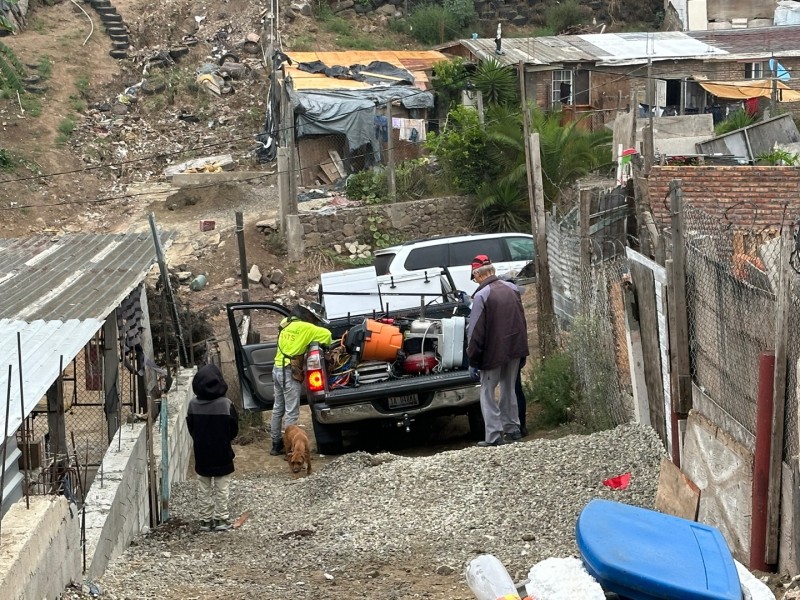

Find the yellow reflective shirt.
[{"left": 274, "top": 317, "right": 333, "bottom": 367}]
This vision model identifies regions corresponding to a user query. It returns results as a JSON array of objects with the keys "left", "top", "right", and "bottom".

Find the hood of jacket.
[{"left": 192, "top": 364, "right": 229, "bottom": 400}]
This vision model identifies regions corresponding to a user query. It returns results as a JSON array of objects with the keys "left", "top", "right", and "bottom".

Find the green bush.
[
  {"left": 527, "top": 352, "right": 578, "bottom": 427},
  {"left": 0, "top": 148, "right": 15, "bottom": 171},
  {"left": 407, "top": 5, "right": 461, "bottom": 45},
  {"left": 432, "top": 57, "right": 469, "bottom": 110},
  {"left": 346, "top": 167, "right": 388, "bottom": 203},
  {"left": 545, "top": 0, "right": 591, "bottom": 34},
  {"left": 474, "top": 179, "right": 529, "bottom": 232},
  {"left": 425, "top": 106, "right": 498, "bottom": 194}
]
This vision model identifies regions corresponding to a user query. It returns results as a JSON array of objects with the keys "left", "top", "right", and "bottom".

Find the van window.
[
  {"left": 505, "top": 236, "right": 535, "bottom": 261},
  {"left": 374, "top": 253, "right": 395, "bottom": 276},
  {"left": 449, "top": 238, "right": 506, "bottom": 266},
  {"left": 404, "top": 245, "right": 448, "bottom": 271}
]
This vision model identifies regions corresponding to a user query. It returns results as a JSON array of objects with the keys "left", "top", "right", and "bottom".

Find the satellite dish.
[{"left": 769, "top": 58, "right": 791, "bottom": 81}]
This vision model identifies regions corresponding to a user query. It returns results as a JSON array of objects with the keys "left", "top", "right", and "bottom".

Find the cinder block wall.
[
  {"left": 0, "top": 496, "right": 81, "bottom": 600},
  {"left": 83, "top": 368, "right": 195, "bottom": 579},
  {"left": 648, "top": 166, "right": 800, "bottom": 229}
]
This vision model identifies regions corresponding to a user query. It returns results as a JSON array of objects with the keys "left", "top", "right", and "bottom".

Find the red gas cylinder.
[{"left": 402, "top": 352, "right": 437, "bottom": 374}]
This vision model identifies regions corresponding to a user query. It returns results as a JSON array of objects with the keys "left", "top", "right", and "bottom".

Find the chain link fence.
[{"left": 683, "top": 204, "right": 791, "bottom": 453}]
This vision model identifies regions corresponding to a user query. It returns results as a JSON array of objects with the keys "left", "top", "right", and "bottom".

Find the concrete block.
[
  {"left": 0, "top": 496, "right": 80, "bottom": 600},
  {"left": 682, "top": 410, "right": 752, "bottom": 563}
]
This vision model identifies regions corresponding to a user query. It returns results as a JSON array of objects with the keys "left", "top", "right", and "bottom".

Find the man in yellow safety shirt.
[{"left": 270, "top": 302, "right": 332, "bottom": 456}]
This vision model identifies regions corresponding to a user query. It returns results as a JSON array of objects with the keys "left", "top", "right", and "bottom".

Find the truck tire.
[
  {"left": 467, "top": 405, "right": 485, "bottom": 440},
  {"left": 312, "top": 417, "right": 344, "bottom": 455}
]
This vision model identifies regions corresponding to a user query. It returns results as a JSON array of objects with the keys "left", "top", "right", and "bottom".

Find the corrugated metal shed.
[
  {"left": 0, "top": 319, "right": 103, "bottom": 439},
  {"left": 450, "top": 25, "right": 800, "bottom": 68},
  {"left": 0, "top": 232, "right": 161, "bottom": 321},
  {"left": 0, "top": 232, "right": 163, "bottom": 459},
  {"left": 454, "top": 31, "right": 727, "bottom": 67},
  {"left": 285, "top": 50, "right": 447, "bottom": 90}
]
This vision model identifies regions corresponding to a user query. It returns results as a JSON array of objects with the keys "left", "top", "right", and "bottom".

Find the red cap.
[{"left": 471, "top": 255, "right": 492, "bottom": 280}]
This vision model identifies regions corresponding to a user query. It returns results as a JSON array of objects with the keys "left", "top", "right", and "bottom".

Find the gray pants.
[
  {"left": 479, "top": 357, "right": 521, "bottom": 443},
  {"left": 197, "top": 474, "right": 231, "bottom": 521},
  {"left": 272, "top": 365, "right": 302, "bottom": 443}
]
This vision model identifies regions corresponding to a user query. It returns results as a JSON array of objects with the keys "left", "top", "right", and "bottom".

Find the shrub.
[
  {"left": 545, "top": 0, "right": 591, "bottom": 34},
  {"left": 432, "top": 57, "right": 470, "bottom": 110},
  {"left": 474, "top": 180, "right": 529, "bottom": 232},
  {"left": 527, "top": 352, "right": 578, "bottom": 427},
  {"left": 346, "top": 167, "right": 388, "bottom": 203},
  {"left": 714, "top": 109, "right": 757, "bottom": 135},
  {"left": 407, "top": 4, "right": 461, "bottom": 45},
  {"left": 425, "top": 106, "right": 498, "bottom": 194},
  {"left": 0, "top": 148, "right": 15, "bottom": 170}
]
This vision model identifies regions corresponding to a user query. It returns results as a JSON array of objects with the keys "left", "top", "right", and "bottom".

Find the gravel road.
[{"left": 78, "top": 423, "right": 665, "bottom": 599}]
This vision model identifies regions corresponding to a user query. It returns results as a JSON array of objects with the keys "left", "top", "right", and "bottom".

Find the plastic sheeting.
[
  {"left": 697, "top": 79, "right": 800, "bottom": 102},
  {"left": 775, "top": 0, "right": 800, "bottom": 25},
  {"left": 291, "top": 86, "right": 433, "bottom": 153}
]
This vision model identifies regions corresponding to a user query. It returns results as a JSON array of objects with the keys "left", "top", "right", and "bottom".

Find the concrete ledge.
[
  {"left": 0, "top": 496, "right": 80, "bottom": 600},
  {"left": 170, "top": 171, "right": 273, "bottom": 187}
]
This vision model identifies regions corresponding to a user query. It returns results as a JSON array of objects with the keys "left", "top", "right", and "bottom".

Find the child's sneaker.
[
  {"left": 199, "top": 519, "right": 212, "bottom": 532},
  {"left": 214, "top": 519, "right": 232, "bottom": 532}
]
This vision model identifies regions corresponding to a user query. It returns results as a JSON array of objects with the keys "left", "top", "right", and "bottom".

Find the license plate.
[{"left": 388, "top": 394, "right": 419, "bottom": 409}]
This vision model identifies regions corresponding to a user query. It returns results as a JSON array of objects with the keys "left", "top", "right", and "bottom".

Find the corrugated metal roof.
[
  {"left": 452, "top": 26, "right": 800, "bottom": 67},
  {"left": 0, "top": 232, "right": 163, "bottom": 321},
  {"left": 285, "top": 50, "right": 447, "bottom": 90},
  {"left": 688, "top": 26, "right": 800, "bottom": 58},
  {"left": 0, "top": 318, "right": 103, "bottom": 438}
]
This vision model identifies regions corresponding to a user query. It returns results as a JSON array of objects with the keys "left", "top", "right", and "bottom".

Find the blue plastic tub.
[{"left": 576, "top": 499, "right": 742, "bottom": 600}]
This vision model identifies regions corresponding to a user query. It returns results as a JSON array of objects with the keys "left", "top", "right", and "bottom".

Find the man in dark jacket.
[
  {"left": 467, "top": 255, "right": 529, "bottom": 446},
  {"left": 186, "top": 364, "right": 239, "bottom": 531}
]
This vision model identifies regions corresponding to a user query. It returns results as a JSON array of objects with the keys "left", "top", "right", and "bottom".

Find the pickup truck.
[{"left": 226, "top": 269, "right": 483, "bottom": 454}]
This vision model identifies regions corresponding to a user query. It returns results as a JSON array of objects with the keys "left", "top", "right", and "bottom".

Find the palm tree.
[
  {"left": 0, "top": 40, "right": 25, "bottom": 94},
  {"left": 485, "top": 104, "right": 611, "bottom": 210}
]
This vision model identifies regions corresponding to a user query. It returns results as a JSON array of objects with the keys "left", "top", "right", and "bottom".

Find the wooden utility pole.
[
  {"left": 645, "top": 33, "right": 655, "bottom": 174},
  {"left": 531, "top": 133, "right": 556, "bottom": 356},
  {"left": 668, "top": 180, "right": 691, "bottom": 418},
  {"left": 386, "top": 102, "right": 396, "bottom": 202},
  {"left": 476, "top": 90, "right": 485, "bottom": 125},
  {"left": 519, "top": 61, "right": 556, "bottom": 356},
  {"left": 767, "top": 228, "right": 792, "bottom": 565}
]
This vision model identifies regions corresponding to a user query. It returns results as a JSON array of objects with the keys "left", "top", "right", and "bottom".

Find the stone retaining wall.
[{"left": 299, "top": 195, "right": 474, "bottom": 251}]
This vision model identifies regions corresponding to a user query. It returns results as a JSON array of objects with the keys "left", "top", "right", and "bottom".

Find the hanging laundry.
[
  {"left": 396, "top": 118, "right": 427, "bottom": 142},
  {"left": 374, "top": 115, "right": 388, "bottom": 142}
]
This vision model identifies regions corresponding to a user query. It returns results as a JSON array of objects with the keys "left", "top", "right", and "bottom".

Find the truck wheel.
[
  {"left": 312, "top": 418, "right": 344, "bottom": 455},
  {"left": 467, "top": 405, "right": 485, "bottom": 440}
]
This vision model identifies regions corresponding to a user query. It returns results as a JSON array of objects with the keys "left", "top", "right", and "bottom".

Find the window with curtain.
[{"left": 551, "top": 70, "right": 573, "bottom": 104}]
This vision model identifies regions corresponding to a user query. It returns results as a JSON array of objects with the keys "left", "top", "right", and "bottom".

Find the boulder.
[{"left": 333, "top": 0, "right": 355, "bottom": 11}]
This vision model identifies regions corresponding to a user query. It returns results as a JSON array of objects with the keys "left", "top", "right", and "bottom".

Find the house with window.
[{"left": 438, "top": 26, "right": 800, "bottom": 129}]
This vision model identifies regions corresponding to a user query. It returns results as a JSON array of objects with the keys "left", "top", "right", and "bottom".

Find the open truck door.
[{"left": 226, "top": 302, "right": 291, "bottom": 411}]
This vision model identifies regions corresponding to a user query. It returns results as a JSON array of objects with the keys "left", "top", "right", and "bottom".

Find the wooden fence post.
[{"left": 669, "top": 180, "right": 692, "bottom": 435}]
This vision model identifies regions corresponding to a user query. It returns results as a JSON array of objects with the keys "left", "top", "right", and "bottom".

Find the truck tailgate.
[{"left": 323, "top": 370, "right": 476, "bottom": 404}]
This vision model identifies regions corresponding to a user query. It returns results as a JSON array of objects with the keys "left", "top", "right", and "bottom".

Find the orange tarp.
[
  {"left": 697, "top": 79, "right": 800, "bottom": 102},
  {"left": 284, "top": 50, "right": 448, "bottom": 91}
]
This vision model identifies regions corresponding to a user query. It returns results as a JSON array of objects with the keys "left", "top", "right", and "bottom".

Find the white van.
[{"left": 373, "top": 232, "right": 536, "bottom": 296}]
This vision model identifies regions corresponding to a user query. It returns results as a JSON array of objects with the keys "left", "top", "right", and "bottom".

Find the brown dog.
[{"left": 283, "top": 424, "right": 312, "bottom": 476}]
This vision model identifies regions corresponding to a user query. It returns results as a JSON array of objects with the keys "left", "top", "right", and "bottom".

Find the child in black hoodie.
[{"left": 186, "top": 364, "right": 239, "bottom": 531}]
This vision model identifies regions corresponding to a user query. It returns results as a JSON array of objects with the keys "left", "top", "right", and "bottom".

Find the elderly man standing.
[{"left": 467, "top": 254, "right": 529, "bottom": 446}]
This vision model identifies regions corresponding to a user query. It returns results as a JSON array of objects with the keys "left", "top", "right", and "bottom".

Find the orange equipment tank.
[{"left": 360, "top": 319, "right": 404, "bottom": 361}]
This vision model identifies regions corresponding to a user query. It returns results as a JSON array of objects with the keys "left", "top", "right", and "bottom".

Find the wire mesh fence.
[
  {"left": 547, "top": 204, "right": 633, "bottom": 430},
  {"left": 682, "top": 203, "right": 789, "bottom": 451}
]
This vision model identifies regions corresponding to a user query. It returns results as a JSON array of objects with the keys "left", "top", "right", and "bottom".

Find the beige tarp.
[{"left": 697, "top": 79, "right": 800, "bottom": 102}]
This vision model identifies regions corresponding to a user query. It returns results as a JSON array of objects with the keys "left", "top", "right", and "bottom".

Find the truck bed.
[{"left": 324, "top": 369, "right": 475, "bottom": 404}]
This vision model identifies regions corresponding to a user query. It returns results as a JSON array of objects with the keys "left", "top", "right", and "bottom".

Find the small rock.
[
  {"left": 248, "top": 264, "right": 262, "bottom": 283},
  {"left": 324, "top": 572, "right": 334, "bottom": 581},
  {"left": 270, "top": 269, "right": 285, "bottom": 285},
  {"left": 175, "top": 271, "right": 193, "bottom": 282},
  {"left": 111, "top": 103, "right": 129, "bottom": 115},
  {"left": 333, "top": 244, "right": 342, "bottom": 254},
  {"left": 435, "top": 565, "right": 454, "bottom": 575}
]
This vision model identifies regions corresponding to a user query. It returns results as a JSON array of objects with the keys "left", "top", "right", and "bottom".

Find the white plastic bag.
[{"left": 525, "top": 557, "right": 605, "bottom": 600}]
